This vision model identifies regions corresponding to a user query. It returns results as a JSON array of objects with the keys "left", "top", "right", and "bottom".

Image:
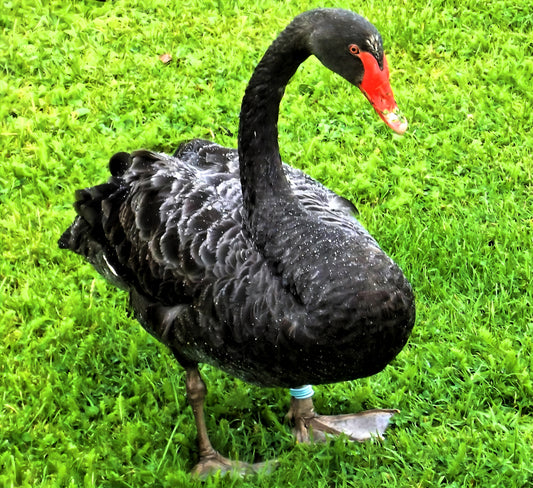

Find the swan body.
[{"left": 60, "top": 8, "right": 415, "bottom": 475}]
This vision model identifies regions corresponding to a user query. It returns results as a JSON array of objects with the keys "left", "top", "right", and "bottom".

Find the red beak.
[{"left": 358, "top": 52, "right": 408, "bottom": 135}]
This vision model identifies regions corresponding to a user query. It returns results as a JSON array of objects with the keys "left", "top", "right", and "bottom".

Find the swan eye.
[{"left": 348, "top": 44, "right": 360, "bottom": 55}]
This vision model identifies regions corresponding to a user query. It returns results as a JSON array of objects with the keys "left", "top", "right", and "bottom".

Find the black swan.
[{"left": 59, "top": 8, "right": 415, "bottom": 476}]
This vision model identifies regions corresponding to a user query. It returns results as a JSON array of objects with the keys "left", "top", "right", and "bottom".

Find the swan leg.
[
  {"left": 286, "top": 386, "right": 398, "bottom": 443},
  {"left": 185, "top": 368, "right": 276, "bottom": 478}
]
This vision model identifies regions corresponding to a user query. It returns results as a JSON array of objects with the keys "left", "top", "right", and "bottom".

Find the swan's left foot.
[
  {"left": 287, "top": 396, "right": 398, "bottom": 444},
  {"left": 191, "top": 449, "right": 277, "bottom": 479}
]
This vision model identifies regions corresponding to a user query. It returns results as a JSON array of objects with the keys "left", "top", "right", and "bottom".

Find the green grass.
[{"left": 1, "top": 0, "right": 532, "bottom": 486}]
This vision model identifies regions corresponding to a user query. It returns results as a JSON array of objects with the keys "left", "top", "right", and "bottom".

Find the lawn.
[{"left": 1, "top": 0, "right": 532, "bottom": 486}]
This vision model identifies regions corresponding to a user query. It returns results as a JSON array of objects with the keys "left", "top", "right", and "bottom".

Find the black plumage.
[{"left": 59, "top": 8, "right": 415, "bottom": 474}]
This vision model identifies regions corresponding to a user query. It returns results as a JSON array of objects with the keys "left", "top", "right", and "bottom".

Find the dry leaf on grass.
[{"left": 159, "top": 53, "right": 172, "bottom": 64}]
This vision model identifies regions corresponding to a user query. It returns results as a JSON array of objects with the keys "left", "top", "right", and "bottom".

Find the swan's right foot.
[
  {"left": 191, "top": 449, "right": 276, "bottom": 479},
  {"left": 186, "top": 368, "right": 277, "bottom": 478}
]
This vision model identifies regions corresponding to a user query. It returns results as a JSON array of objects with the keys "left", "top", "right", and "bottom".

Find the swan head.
[{"left": 306, "top": 9, "right": 408, "bottom": 134}]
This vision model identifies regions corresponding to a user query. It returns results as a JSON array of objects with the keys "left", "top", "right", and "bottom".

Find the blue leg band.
[{"left": 289, "top": 385, "right": 314, "bottom": 399}]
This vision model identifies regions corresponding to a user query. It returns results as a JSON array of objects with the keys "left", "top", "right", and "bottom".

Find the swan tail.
[{"left": 58, "top": 153, "right": 133, "bottom": 289}]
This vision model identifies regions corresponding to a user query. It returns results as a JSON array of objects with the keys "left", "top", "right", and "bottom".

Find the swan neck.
[{"left": 238, "top": 23, "right": 310, "bottom": 215}]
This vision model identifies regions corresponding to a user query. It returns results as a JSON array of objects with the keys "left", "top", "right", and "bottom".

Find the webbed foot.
[
  {"left": 186, "top": 368, "right": 277, "bottom": 478},
  {"left": 287, "top": 396, "right": 398, "bottom": 443},
  {"left": 191, "top": 449, "right": 277, "bottom": 479}
]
